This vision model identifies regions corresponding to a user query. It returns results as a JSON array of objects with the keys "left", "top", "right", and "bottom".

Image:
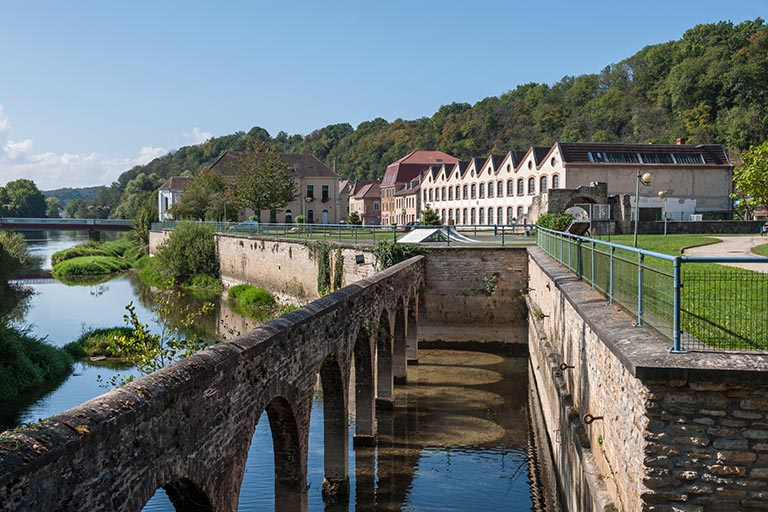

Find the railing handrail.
[{"left": 0, "top": 217, "right": 133, "bottom": 225}]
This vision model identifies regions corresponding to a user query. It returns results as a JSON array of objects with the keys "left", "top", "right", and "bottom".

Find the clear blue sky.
[{"left": 1, "top": 0, "right": 765, "bottom": 189}]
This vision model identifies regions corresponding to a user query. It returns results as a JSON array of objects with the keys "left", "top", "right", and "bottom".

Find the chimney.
[{"left": 676, "top": 137, "right": 687, "bottom": 145}]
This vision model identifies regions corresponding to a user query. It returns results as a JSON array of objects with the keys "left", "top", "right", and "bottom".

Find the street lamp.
[
  {"left": 658, "top": 190, "right": 668, "bottom": 236},
  {"left": 633, "top": 171, "right": 654, "bottom": 247}
]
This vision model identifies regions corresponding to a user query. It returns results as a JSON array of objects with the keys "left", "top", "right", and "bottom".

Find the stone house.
[{"left": 346, "top": 180, "right": 381, "bottom": 225}]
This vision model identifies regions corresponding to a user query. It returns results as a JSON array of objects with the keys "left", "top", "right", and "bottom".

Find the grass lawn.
[{"left": 753, "top": 243, "right": 768, "bottom": 257}]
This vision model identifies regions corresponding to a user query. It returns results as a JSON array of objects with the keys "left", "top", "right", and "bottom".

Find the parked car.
[
  {"left": 228, "top": 220, "right": 259, "bottom": 232},
  {"left": 397, "top": 221, "right": 421, "bottom": 232}
]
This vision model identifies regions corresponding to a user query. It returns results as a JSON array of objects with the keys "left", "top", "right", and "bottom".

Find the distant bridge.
[{"left": 0, "top": 217, "right": 133, "bottom": 240}]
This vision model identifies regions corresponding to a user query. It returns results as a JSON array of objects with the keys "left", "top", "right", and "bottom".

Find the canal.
[{"left": 1, "top": 230, "right": 561, "bottom": 511}]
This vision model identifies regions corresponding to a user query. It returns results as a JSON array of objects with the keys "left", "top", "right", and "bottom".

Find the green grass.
[
  {"left": 51, "top": 237, "right": 136, "bottom": 266},
  {"left": 228, "top": 284, "right": 279, "bottom": 320},
  {"left": 0, "top": 324, "right": 72, "bottom": 400},
  {"left": 752, "top": 243, "right": 768, "bottom": 257},
  {"left": 63, "top": 327, "right": 135, "bottom": 359},
  {"left": 52, "top": 255, "right": 132, "bottom": 279},
  {"left": 181, "top": 273, "right": 224, "bottom": 300},
  {"left": 543, "top": 233, "right": 768, "bottom": 350}
]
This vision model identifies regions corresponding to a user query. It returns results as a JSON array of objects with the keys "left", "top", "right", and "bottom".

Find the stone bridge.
[{"left": 0, "top": 257, "right": 424, "bottom": 512}]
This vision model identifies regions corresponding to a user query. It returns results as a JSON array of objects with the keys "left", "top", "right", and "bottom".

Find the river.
[{"left": 1, "top": 230, "right": 560, "bottom": 511}]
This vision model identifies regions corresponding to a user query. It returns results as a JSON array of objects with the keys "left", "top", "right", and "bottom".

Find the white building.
[{"left": 158, "top": 176, "right": 191, "bottom": 221}]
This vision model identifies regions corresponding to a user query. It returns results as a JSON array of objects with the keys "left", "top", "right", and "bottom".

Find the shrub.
[
  {"left": 371, "top": 242, "right": 427, "bottom": 271},
  {"left": 536, "top": 213, "right": 573, "bottom": 232},
  {"left": 154, "top": 222, "right": 219, "bottom": 281},
  {"left": 52, "top": 256, "right": 131, "bottom": 278},
  {"left": 229, "top": 284, "right": 276, "bottom": 308},
  {"left": 51, "top": 238, "right": 135, "bottom": 266},
  {"left": 0, "top": 231, "right": 28, "bottom": 281},
  {"left": 63, "top": 327, "right": 135, "bottom": 358},
  {"left": 0, "top": 324, "right": 72, "bottom": 399}
]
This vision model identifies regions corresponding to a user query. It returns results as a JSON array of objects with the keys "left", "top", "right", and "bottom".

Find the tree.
[
  {"left": 154, "top": 222, "right": 219, "bottom": 282},
  {"left": 347, "top": 211, "right": 362, "bottom": 225},
  {"left": 1, "top": 179, "right": 46, "bottom": 217},
  {"left": 46, "top": 197, "right": 62, "bottom": 218},
  {"left": 170, "top": 171, "right": 232, "bottom": 221},
  {"left": 421, "top": 205, "right": 441, "bottom": 225},
  {"left": 231, "top": 142, "right": 297, "bottom": 220},
  {"left": 733, "top": 140, "right": 768, "bottom": 219},
  {"left": 64, "top": 198, "right": 84, "bottom": 218}
]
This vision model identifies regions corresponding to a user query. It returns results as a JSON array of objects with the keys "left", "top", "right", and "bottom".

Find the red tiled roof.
[
  {"left": 381, "top": 150, "right": 458, "bottom": 187},
  {"left": 159, "top": 176, "right": 192, "bottom": 190}
]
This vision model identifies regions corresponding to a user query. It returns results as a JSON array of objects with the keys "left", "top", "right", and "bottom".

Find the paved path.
[{"left": 682, "top": 235, "right": 768, "bottom": 273}]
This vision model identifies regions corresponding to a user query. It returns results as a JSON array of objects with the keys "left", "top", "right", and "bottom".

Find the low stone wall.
[
  {"left": 528, "top": 247, "right": 768, "bottom": 511},
  {"left": 419, "top": 248, "right": 528, "bottom": 345},
  {"left": 638, "top": 220, "right": 764, "bottom": 235}
]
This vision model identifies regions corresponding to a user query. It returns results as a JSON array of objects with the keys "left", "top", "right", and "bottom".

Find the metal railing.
[
  {"left": 150, "top": 221, "right": 537, "bottom": 246},
  {"left": 0, "top": 217, "right": 133, "bottom": 226},
  {"left": 537, "top": 227, "right": 768, "bottom": 352}
]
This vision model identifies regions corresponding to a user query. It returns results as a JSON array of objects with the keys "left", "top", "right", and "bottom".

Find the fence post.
[
  {"left": 501, "top": 226, "right": 505, "bottom": 246},
  {"left": 591, "top": 240, "right": 595, "bottom": 289},
  {"left": 636, "top": 253, "right": 644, "bottom": 326},
  {"left": 576, "top": 239, "right": 583, "bottom": 280},
  {"left": 670, "top": 257, "right": 686, "bottom": 353},
  {"left": 609, "top": 246, "right": 615, "bottom": 304}
]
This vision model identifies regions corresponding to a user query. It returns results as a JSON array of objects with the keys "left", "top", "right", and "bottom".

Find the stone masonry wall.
[
  {"left": 420, "top": 248, "right": 528, "bottom": 345},
  {"left": 528, "top": 247, "right": 768, "bottom": 511}
]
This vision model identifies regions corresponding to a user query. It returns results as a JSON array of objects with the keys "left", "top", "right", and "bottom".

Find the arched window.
[
  {"left": 269, "top": 210, "right": 277, "bottom": 223},
  {"left": 540, "top": 176, "right": 548, "bottom": 192},
  {"left": 429, "top": 189, "right": 433, "bottom": 202},
  {"left": 441, "top": 209, "right": 446, "bottom": 223},
  {"left": 285, "top": 209, "right": 293, "bottom": 223},
  {"left": 517, "top": 179, "right": 524, "bottom": 196},
  {"left": 487, "top": 207, "right": 493, "bottom": 225},
  {"left": 463, "top": 208, "right": 468, "bottom": 225},
  {"left": 463, "top": 184, "right": 468, "bottom": 199},
  {"left": 528, "top": 177, "right": 536, "bottom": 195},
  {"left": 423, "top": 191, "right": 427, "bottom": 203},
  {"left": 507, "top": 180, "right": 514, "bottom": 196},
  {"left": 552, "top": 174, "right": 560, "bottom": 189},
  {"left": 497, "top": 207, "right": 503, "bottom": 225},
  {"left": 471, "top": 184, "right": 477, "bottom": 199},
  {"left": 470, "top": 208, "right": 476, "bottom": 224},
  {"left": 487, "top": 182, "right": 494, "bottom": 198},
  {"left": 455, "top": 185, "right": 461, "bottom": 199},
  {"left": 517, "top": 206, "right": 524, "bottom": 220},
  {"left": 479, "top": 183, "right": 485, "bottom": 199},
  {"left": 442, "top": 187, "right": 447, "bottom": 201},
  {"left": 448, "top": 187, "right": 453, "bottom": 200},
  {"left": 507, "top": 207, "right": 514, "bottom": 224},
  {"left": 497, "top": 181, "right": 504, "bottom": 197},
  {"left": 478, "top": 208, "right": 485, "bottom": 224},
  {"left": 307, "top": 209, "right": 315, "bottom": 223}
]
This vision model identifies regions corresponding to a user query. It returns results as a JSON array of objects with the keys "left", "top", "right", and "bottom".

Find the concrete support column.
[
  {"left": 406, "top": 303, "right": 418, "bottom": 365},
  {"left": 354, "top": 333, "right": 376, "bottom": 446},
  {"left": 376, "top": 317, "right": 394, "bottom": 409},
  {"left": 393, "top": 307, "right": 407, "bottom": 384},
  {"left": 321, "top": 359, "right": 350, "bottom": 504}
]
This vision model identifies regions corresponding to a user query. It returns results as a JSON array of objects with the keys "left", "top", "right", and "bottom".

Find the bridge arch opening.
[
  {"left": 376, "top": 309, "right": 394, "bottom": 408},
  {"left": 141, "top": 479, "right": 213, "bottom": 512},
  {"left": 353, "top": 325, "right": 375, "bottom": 445},
  {"left": 319, "top": 353, "right": 350, "bottom": 503},
  {"left": 265, "top": 396, "right": 305, "bottom": 510}
]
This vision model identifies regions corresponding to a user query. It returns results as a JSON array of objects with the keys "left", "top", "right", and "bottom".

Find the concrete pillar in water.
[
  {"left": 406, "top": 296, "right": 419, "bottom": 365},
  {"left": 393, "top": 303, "right": 407, "bottom": 384},
  {"left": 321, "top": 355, "right": 350, "bottom": 504},
  {"left": 354, "top": 327, "right": 376, "bottom": 446},
  {"left": 376, "top": 311, "right": 394, "bottom": 410}
]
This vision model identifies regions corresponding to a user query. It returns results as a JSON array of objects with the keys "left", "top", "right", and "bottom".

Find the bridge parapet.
[{"left": 0, "top": 256, "right": 425, "bottom": 511}]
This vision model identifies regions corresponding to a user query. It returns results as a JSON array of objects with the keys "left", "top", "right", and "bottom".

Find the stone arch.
[
  {"left": 393, "top": 300, "right": 407, "bottom": 384},
  {"left": 264, "top": 396, "right": 305, "bottom": 511},
  {"left": 376, "top": 308, "right": 394, "bottom": 409},
  {"left": 563, "top": 195, "right": 597, "bottom": 211},
  {"left": 353, "top": 324, "right": 375, "bottom": 445},
  {"left": 319, "top": 353, "right": 350, "bottom": 503}
]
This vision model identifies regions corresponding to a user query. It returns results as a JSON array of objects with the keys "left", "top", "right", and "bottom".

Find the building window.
[
  {"left": 487, "top": 182, "right": 494, "bottom": 198},
  {"left": 506, "top": 163, "right": 511, "bottom": 172},
  {"left": 471, "top": 208, "right": 476, "bottom": 224},
  {"left": 462, "top": 208, "right": 468, "bottom": 225},
  {"left": 479, "top": 208, "right": 485, "bottom": 224},
  {"left": 497, "top": 181, "right": 504, "bottom": 197},
  {"left": 507, "top": 207, "right": 513, "bottom": 224},
  {"left": 285, "top": 209, "right": 293, "bottom": 223},
  {"left": 552, "top": 174, "right": 560, "bottom": 189},
  {"left": 321, "top": 185, "right": 329, "bottom": 202},
  {"left": 423, "top": 191, "right": 427, "bottom": 203},
  {"left": 455, "top": 185, "right": 460, "bottom": 199},
  {"left": 441, "top": 209, "right": 446, "bottom": 222},
  {"left": 471, "top": 184, "right": 477, "bottom": 199},
  {"left": 540, "top": 176, "right": 548, "bottom": 191},
  {"left": 487, "top": 207, "right": 493, "bottom": 225},
  {"left": 463, "top": 185, "right": 468, "bottom": 199},
  {"left": 307, "top": 209, "right": 315, "bottom": 223},
  {"left": 528, "top": 178, "right": 536, "bottom": 195},
  {"left": 479, "top": 183, "right": 485, "bottom": 199},
  {"left": 497, "top": 207, "right": 503, "bottom": 225},
  {"left": 517, "top": 179, "right": 524, "bottom": 196},
  {"left": 306, "top": 184, "right": 314, "bottom": 199},
  {"left": 448, "top": 187, "right": 453, "bottom": 200},
  {"left": 269, "top": 210, "right": 277, "bottom": 223},
  {"left": 429, "top": 189, "right": 433, "bottom": 202},
  {"left": 507, "top": 180, "right": 514, "bottom": 196},
  {"left": 517, "top": 206, "right": 524, "bottom": 220},
  {"left": 442, "top": 187, "right": 446, "bottom": 201},
  {"left": 528, "top": 161, "right": 533, "bottom": 170},
  {"left": 551, "top": 157, "right": 556, "bottom": 167}
]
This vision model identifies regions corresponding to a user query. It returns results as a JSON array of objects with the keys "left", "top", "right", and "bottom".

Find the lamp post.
[
  {"left": 633, "top": 171, "right": 654, "bottom": 247},
  {"left": 658, "top": 190, "right": 668, "bottom": 236}
]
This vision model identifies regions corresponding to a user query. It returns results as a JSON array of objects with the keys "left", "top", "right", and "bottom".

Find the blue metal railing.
[{"left": 537, "top": 227, "right": 768, "bottom": 352}]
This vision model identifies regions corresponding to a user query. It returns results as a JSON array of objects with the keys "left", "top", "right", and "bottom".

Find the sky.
[{"left": 1, "top": 0, "right": 766, "bottom": 190}]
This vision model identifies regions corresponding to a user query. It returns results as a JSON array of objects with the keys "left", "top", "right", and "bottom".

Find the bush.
[
  {"left": 154, "top": 222, "right": 219, "bottom": 282},
  {"left": 0, "top": 231, "right": 29, "bottom": 281},
  {"left": 371, "top": 241, "right": 427, "bottom": 270},
  {"left": 229, "top": 284, "right": 276, "bottom": 308},
  {"left": 536, "top": 213, "right": 573, "bottom": 231},
  {"left": 0, "top": 324, "right": 72, "bottom": 399},
  {"left": 51, "top": 238, "right": 135, "bottom": 266},
  {"left": 52, "top": 256, "right": 131, "bottom": 278},
  {"left": 63, "top": 327, "right": 135, "bottom": 358}
]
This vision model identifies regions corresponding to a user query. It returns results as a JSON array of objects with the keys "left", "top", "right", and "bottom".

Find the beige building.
[
  {"left": 393, "top": 176, "right": 422, "bottom": 225},
  {"left": 346, "top": 180, "right": 381, "bottom": 225},
  {"left": 209, "top": 152, "right": 342, "bottom": 224},
  {"left": 418, "top": 141, "right": 733, "bottom": 225}
]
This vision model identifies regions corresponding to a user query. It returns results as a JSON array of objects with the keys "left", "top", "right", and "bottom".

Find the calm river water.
[{"left": 2, "top": 230, "right": 560, "bottom": 511}]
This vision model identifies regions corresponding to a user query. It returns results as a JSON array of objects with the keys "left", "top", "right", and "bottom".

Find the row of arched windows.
[
  {"left": 426, "top": 175, "right": 559, "bottom": 203},
  {"left": 436, "top": 206, "right": 528, "bottom": 225}
]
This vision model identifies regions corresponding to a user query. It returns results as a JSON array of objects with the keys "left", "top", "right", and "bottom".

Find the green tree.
[
  {"left": 733, "top": 141, "right": 768, "bottom": 219},
  {"left": 421, "top": 206, "right": 441, "bottom": 225},
  {"left": 64, "top": 198, "right": 84, "bottom": 218},
  {"left": 154, "top": 222, "right": 219, "bottom": 282},
  {"left": 170, "top": 171, "right": 232, "bottom": 220},
  {"left": 45, "top": 197, "right": 62, "bottom": 218},
  {"left": 1, "top": 179, "right": 46, "bottom": 217},
  {"left": 231, "top": 142, "right": 297, "bottom": 220},
  {"left": 347, "top": 211, "right": 362, "bottom": 225}
]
